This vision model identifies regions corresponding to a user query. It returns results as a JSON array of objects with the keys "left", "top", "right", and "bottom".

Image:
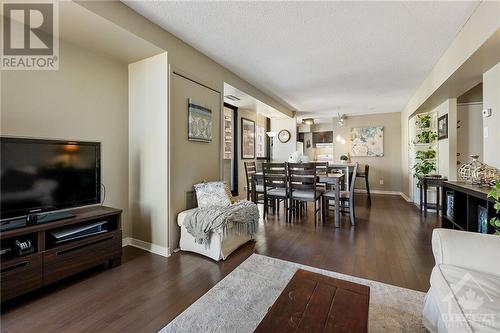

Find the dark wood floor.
[{"left": 1, "top": 194, "right": 439, "bottom": 333}]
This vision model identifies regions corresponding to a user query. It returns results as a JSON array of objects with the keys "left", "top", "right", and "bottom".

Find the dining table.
[
  {"left": 328, "top": 163, "right": 356, "bottom": 190},
  {"left": 251, "top": 172, "right": 345, "bottom": 227}
]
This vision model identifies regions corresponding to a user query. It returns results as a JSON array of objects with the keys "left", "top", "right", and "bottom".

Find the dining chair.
[
  {"left": 356, "top": 164, "right": 371, "bottom": 202},
  {"left": 262, "top": 162, "right": 289, "bottom": 223},
  {"left": 244, "top": 161, "right": 264, "bottom": 202},
  {"left": 323, "top": 162, "right": 358, "bottom": 225},
  {"left": 315, "top": 162, "right": 329, "bottom": 190},
  {"left": 287, "top": 162, "right": 323, "bottom": 225}
]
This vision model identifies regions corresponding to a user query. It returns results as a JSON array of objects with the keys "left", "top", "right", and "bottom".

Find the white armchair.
[{"left": 423, "top": 229, "right": 500, "bottom": 333}]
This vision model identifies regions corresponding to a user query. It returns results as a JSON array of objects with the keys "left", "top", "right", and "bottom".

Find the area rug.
[{"left": 160, "top": 254, "right": 427, "bottom": 332}]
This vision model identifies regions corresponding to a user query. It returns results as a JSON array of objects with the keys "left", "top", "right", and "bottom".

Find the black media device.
[{"left": 0, "top": 137, "right": 101, "bottom": 231}]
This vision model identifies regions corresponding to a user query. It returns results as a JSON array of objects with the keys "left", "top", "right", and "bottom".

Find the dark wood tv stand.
[{"left": 0, "top": 206, "right": 122, "bottom": 302}]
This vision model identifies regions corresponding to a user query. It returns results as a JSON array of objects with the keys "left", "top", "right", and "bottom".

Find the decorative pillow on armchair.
[{"left": 194, "top": 181, "right": 232, "bottom": 208}]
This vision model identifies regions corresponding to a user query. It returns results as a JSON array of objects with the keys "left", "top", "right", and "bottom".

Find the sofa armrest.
[{"left": 432, "top": 228, "right": 500, "bottom": 276}]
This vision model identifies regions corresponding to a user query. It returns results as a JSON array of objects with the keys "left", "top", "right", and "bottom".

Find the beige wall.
[
  {"left": 483, "top": 62, "right": 500, "bottom": 168},
  {"left": 128, "top": 53, "right": 168, "bottom": 253},
  {"left": 333, "top": 112, "right": 402, "bottom": 192},
  {"left": 271, "top": 117, "right": 297, "bottom": 162},
  {"left": 457, "top": 103, "right": 483, "bottom": 166},
  {"left": 435, "top": 100, "right": 458, "bottom": 180},
  {"left": 1, "top": 40, "right": 130, "bottom": 236},
  {"left": 170, "top": 73, "right": 221, "bottom": 249}
]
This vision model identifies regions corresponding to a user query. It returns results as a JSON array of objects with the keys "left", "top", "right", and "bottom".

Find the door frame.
[{"left": 224, "top": 102, "right": 239, "bottom": 196}]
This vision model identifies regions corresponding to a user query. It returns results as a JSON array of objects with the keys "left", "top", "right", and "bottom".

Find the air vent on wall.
[{"left": 224, "top": 94, "right": 241, "bottom": 101}]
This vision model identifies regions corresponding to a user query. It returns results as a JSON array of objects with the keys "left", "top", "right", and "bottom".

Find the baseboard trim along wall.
[
  {"left": 122, "top": 237, "right": 170, "bottom": 257},
  {"left": 354, "top": 189, "right": 412, "bottom": 202}
]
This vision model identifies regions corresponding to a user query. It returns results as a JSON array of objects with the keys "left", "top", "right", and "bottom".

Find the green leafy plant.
[
  {"left": 415, "top": 148, "right": 436, "bottom": 160},
  {"left": 340, "top": 154, "right": 349, "bottom": 161},
  {"left": 414, "top": 130, "right": 438, "bottom": 144},
  {"left": 487, "top": 181, "right": 500, "bottom": 235},
  {"left": 416, "top": 114, "right": 431, "bottom": 128},
  {"left": 412, "top": 159, "right": 437, "bottom": 186}
]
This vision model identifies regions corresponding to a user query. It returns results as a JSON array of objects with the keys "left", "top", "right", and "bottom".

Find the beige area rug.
[{"left": 160, "top": 254, "right": 428, "bottom": 332}]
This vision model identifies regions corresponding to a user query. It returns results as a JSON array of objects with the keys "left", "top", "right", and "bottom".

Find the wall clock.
[{"left": 278, "top": 129, "right": 291, "bottom": 143}]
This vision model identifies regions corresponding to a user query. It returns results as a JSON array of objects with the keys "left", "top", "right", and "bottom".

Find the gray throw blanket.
[{"left": 184, "top": 200, "right": 259, "bottom": 245}]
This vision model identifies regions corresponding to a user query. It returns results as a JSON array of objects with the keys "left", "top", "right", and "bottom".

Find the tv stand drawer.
[
  {"left": 1, "top": 253, "right": 43, "bottom": 301},
  {"left": 43, "top": 230, "right": 122, "bottom": 285}
]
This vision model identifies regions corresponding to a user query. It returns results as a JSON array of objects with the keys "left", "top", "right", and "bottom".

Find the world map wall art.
[
  {"left": 350, "top": 126, "right": 384, "bottom": 157},
  {"left": 188, "top": 99, "right": 212, "bottom": 142}
]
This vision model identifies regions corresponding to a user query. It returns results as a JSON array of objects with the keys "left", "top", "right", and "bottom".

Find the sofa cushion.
[{"left": 430, "top": 264, "right": 500, "bottom": 332}]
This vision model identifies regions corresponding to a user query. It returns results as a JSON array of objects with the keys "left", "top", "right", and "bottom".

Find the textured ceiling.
[{"left": 124, "top": 1, "right": 479, "bottom": 118}]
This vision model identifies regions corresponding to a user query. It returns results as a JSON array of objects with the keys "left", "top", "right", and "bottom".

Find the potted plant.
[
  {"left": 487, "top": 181, "right": 500, "bottom": 235},
  {"left": 412, "top": 159, "right": 437, "bottom": 186},
  {"left": 415, "top": 148, "right": 437, "bottom": 160},
  {"left": 414, "top": 130, "right": 438, "bottom": 144},
  {"left": 416, "top": 114, "right": 431, "bottom": 128},
  {"left": 340, "top": 154, "right": 349, "bottom": 164}
]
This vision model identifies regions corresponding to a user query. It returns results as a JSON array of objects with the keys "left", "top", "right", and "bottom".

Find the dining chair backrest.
[
  {"left": 262, "top": 163, "right": 287, "bottom": 192},
  {"left": 349, "top": 163, "right": 359, "bottom": 196},
  {"left": 315, "top": 162, "right": 328, "bottom": 177},
  {"left": 287, "top": 162, "right": 317, "bottom": 192},
  {"left": 244, "top": 161, "right": 256, "bottom": 189}
]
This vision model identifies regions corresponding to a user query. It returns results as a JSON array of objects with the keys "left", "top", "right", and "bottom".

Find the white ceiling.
[{"left": 123, "top": 1, "right": 479, "bottom": 119}]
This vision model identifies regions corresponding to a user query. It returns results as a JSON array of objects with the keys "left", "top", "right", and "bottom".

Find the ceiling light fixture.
[
  {"left": 337, "top": 113, "right": 347, "bottom": 127},
  {"left": 302, "top": 118, "right": 315, "bottom": 125}
]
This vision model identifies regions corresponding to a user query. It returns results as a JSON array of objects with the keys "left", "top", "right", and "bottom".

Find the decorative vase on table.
[{"left": 458, "top": 155, "right": 500, "bottom": 186}]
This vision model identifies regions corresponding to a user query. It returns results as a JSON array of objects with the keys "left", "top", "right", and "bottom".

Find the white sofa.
[
  {"left": 423, "top": 229, "right": 500, "bottom": 333},
  {"left": 177, "top": 209, "right": 253, "bottom": 261}
]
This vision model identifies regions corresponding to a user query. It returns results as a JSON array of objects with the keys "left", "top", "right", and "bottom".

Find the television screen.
[{"left": 0, "top": 137, "right": 101, "bottom": 219}]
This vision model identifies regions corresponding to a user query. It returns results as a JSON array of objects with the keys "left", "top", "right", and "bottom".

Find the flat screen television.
[{"left": 0, "top": 137, "right": 101, "bottom": 220}]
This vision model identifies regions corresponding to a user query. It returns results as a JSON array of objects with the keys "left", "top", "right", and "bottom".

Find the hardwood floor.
[{"left": 1, "top": 194, "right": 439, "bottom": 333}]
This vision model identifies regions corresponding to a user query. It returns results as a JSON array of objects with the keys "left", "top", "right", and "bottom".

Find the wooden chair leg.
[
  {"left": 314, "top": 201, "right": 317, "bottom": 226},
  {"left": 284, "top": 198, "right": 288, "bottom": 223},
  {"left": 349, "top": 197, "right": 355, "bottom": 225},
  {"left": 365, "top": 176, "right": 371, "bottom": 201},
  {"left": 263, "top": 195, "right": 267, "bottom": 219}
]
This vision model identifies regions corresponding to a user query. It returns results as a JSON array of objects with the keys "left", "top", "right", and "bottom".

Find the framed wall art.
[
  {"left": 188, "top": 99, "right": 212, "bottom": 142},
  {"left": 241, "top": 118, "right": 255, "bottom": 159}
]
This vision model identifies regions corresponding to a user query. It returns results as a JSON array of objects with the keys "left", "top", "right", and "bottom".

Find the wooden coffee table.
[{"left": 255, "top": 269, "right": 370, "bottom": 333}]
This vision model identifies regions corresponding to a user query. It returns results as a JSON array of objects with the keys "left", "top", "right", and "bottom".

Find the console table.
[
  {"left": 0, "top": 206, "right": 122, "bottom": 302},
  {"left": 419, "top": 176, "right": 447, "bottom": 217}
]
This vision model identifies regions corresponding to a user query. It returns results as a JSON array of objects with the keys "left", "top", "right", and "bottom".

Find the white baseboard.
[
  {"left": 354, "top": 189, "right": 412, "bottom": 202},
  {"left": 399, "top": 192, "right": 412, "bottom": 202},
  {"left": 122, "top": 237, "right": 170, "bottom": 257}
]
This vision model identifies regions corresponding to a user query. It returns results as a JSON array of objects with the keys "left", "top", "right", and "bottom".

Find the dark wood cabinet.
[
  {"left": 312, "top": 131, "right": 333, "bottom": 144},
  {"left": 0, "top": 253, "right": 43, "bottom": 301},
  {"left": 441, "top": 181, "right": 498, "bottom": 234},
  {"left": 0, "top": 206, "right": 122, "bottom": 302}
]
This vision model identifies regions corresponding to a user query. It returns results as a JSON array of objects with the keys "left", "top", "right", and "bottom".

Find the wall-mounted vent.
[{"left": 224, "top": 94, "right": 241, "bottom": 101}]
